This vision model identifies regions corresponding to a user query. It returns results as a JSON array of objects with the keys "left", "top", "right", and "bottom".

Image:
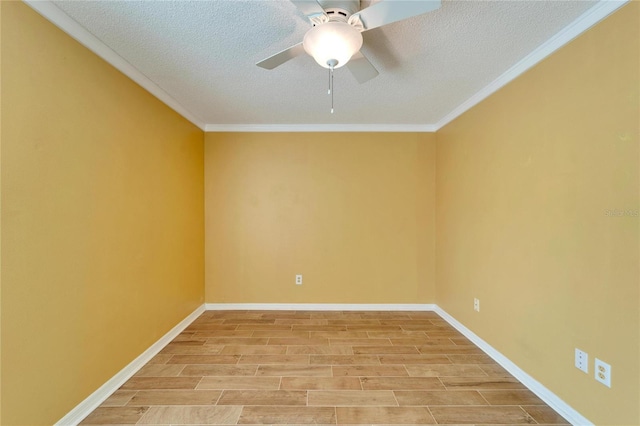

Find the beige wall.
[
  {"left": 1, "top": 3, "right": 204, "bottom": 424},
  {"left": 436, "top": 3, "right": 639, "bottom": 425},
  {"left": 205, "top": 132, "right": 436, "bottom": 304}
]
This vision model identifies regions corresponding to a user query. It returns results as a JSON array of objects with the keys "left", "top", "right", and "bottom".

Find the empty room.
[{"left": 1, "top": 0, "right": 638, "bottom": 425}]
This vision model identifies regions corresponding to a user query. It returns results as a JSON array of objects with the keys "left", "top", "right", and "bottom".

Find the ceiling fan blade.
[
  {"left": 353, "top": 0, "right": 441, "bottom": 31},
  {"left": 256, "top": 43, "right": 306, "bottom": 70},
  {"left": 346, "top": 51, "right": 379, "bottom": 84},
  {"left": 290, "top": 0, "right": 327, "bottom": 21}
]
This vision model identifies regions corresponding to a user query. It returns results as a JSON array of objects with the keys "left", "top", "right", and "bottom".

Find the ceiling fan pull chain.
[
  {"left": 326, "top": 59, "right": 338, "bottom": 114},
  {"left": 330, "top": 66, "right": 334, "bottom": 114}
]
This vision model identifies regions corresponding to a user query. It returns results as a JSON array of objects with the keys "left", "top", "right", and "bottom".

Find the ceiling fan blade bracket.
[
  {"left": 290, "top": 0, "right": 328, "bottom": 23},
  {"left": 309, "top": 13, "right": 329, "bottom": 26},
  {"left": 347, "top": 14, "right": 365, "bottom": 31}
]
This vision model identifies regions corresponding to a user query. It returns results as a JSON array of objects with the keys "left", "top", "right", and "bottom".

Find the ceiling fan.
[{"left": 256, "top": 0, "right": 442, "bottom": 85}]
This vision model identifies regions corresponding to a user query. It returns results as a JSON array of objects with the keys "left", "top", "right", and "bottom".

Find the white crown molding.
[
  {"left": 23, "top": 0, "right": 207, "bottom": 131},
  {"left": 25, "top": 0, "right": 627, "bottom": 134},
  {"left": 205, "top": 303, "right": 436, "bottom": 311},
  {"left": 54, "top": 304, "right": 205, "bottom": 426},
  {"left": 204, "top": 124, "right": 438, "bottom": 133},
  {"left": 433, "top": 306, "right": 594, "bottom": 426},
  {"left": 433, "top": 0, "right": 629, "bottom": 131}
]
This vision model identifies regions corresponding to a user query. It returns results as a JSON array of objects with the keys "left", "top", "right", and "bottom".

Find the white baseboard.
[
  {"left": 433, "top": 306, "right": 592, "bottom": 426},
  {"left": 205, "top": 303, "right": 436, "bottom": 311},
  {"left": 55, "top": 304, "right": 206, "bottom": 426}
]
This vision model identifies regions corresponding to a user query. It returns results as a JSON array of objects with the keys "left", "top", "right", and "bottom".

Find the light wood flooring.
[{"left": 81, "top": 310, "right": 569, "bottom": 425}]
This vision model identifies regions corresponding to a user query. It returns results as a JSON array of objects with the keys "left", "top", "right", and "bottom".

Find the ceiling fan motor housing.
[{"left": 317, "top": 0, "right": 360, "bottom": 22}]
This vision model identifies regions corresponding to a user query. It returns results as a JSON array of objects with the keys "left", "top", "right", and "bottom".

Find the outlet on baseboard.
[{"left": 473, "top": 298, "right": 480, "bottom": 312}]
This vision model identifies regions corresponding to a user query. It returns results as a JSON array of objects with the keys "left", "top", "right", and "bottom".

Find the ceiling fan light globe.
[{"left": 302, "top": 22, "right": 363, "bottom": 69}]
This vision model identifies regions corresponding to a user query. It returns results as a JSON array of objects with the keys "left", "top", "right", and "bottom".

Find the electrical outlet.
[
  {"left": 594, "top": 358, "right": 611, "bottom": 387},
  {"left": 473, "top": 298, "right": 480, "bottom": 312},
  {"left": 295, "top": 274, "right": 303, "bottom": 285},
  {"left": 574, "top": 348, "right": 588, "bottom": 373}
]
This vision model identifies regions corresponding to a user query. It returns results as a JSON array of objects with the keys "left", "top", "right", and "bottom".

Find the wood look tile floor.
[{"left": 81, "top": 311, "right": 569, "bottom": 425}]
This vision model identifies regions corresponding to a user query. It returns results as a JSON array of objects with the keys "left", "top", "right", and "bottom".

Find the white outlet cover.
[
  {"left": 295, "top": 274, "right": 303, "bottom": 285},
  {"left": 574, "top": 348, "right": 588, "bottom": 373},
  {"left": 594, "top": 358, "right": 611, "bottom": 387}
]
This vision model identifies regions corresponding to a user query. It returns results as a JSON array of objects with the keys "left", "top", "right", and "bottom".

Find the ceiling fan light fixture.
[{"left": 303, "top": 22, "right": 363, "bottom": 69}]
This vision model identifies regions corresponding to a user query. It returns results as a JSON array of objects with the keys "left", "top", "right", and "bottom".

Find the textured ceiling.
[{"left": 49, "top": 0, "right": 599, "bottom": 128}]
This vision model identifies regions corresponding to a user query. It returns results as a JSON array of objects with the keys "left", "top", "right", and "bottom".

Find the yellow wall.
[
  {"left": 436, "top": 3, "right": 639, "bottom": 425},
  {"left": 205, "top": 132, "right": 436, "bottom": 304},
  {"left": 1, "top": 3, "right": 204, "bottom": 424},
  {"left": 0, "top": 2, "right": 3, "bottom": 421},
  {"left": 1, "top": 0, "right": 637, "bottom": 424}
]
